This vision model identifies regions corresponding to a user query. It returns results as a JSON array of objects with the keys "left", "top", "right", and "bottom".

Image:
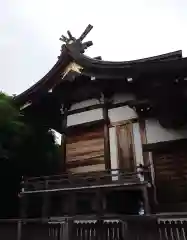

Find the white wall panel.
[
  {"left": 112, "top": 93, "right": 135, "bottom": 104},
  {"left": 70, "top": 99, "right": 100, "bottom": 111},
  {"left": 67, "top": 109, "right": 103, "bottom": 126},
  {"left": 70, "top": 94, "right": 135, "bottom": 111},
  {"left": 146, "top": 119, "right": 187, "bottom": 144},
  {"left": 109, "top": 106, "right": 137, "bottom": 123}
]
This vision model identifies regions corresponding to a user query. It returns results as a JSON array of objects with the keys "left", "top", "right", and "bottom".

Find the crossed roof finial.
[{"left": 59, "top": 24, "right": 93, "bottom": 49}]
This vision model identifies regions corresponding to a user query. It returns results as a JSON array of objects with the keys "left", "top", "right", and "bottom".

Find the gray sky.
[{"left": 1, "top": 0, "right": 187, "bottom": 95}]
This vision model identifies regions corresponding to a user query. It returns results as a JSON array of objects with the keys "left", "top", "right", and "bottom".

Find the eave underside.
[
  {"left": 21, "top": 66, "right": 187, "bottom": 132},
  {"left": 15, "top": 47, "right": 183, "bottom": 105}
]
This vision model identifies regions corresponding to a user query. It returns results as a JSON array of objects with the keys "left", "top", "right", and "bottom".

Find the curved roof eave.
[
  {"left": 66, "top": 45, "right": 184, "bottom": 78},
  {"left": 14, "top": 23, "right": 184, "bottom": 106},
  {"left": 15, "top": 47, "right": 184, "bottom": 106},
  {"left": 67, "top": 43, "right": 182, "bottom": 69}
]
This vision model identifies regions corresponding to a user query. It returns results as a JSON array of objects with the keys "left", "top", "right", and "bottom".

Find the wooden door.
[
  {"left": 66, "top": 125, "right": 105, "bottom": 173},
  {"left": 116, "top": 123, "right": 135, "bottom": 172}
]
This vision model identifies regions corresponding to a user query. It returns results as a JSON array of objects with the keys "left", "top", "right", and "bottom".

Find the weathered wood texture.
[
  {"left": 23, "top": 167, "right": 149, "bottom": 193},
  {"left": 66, "top": 126, "right": 105, "bottom": 173},
  {"left": 153, "top": 149, "right": 187, "bottom": 204},
  {"left": 102, "top": 100, "right": 111, "bottom": 170},
  {"left": 116, "top": 123, "right": 134, "bottom": 171}
]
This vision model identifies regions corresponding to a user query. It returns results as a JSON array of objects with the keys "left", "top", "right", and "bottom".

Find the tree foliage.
[
  {"left": 0, "top": 92, "right": 60, "bottom": 217},
  {"left": 0, "top": 92, "right": 26, "bottom": 161}
]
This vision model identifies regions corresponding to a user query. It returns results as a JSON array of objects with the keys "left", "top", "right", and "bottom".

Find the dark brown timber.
[
  {"left": 61, "top": 104, "right": 69, "bottom": 172},
  {"left": 102, "top": 95, "right": 111, "bottom": 170}
]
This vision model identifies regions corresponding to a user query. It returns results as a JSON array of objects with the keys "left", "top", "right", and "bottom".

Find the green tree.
[
  {"left": 0, "top": 92, "right": 60, "bottom": 217},
  {"left": 0, "top": 92, "right": 26, "bottom": 160}
]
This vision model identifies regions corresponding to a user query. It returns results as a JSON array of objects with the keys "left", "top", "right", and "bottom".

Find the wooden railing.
[
  {"left": 21, "top": 166, "right": 151, "bottom": 194},
  {"left": 1, "top": 214, "right": 187, "bottom": 239}
]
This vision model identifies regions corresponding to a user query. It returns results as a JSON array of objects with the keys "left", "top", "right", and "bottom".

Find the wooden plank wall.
[
  {"left": 153, "top": 149, "right": 187, "bottom": 203},
  {"left": 66, "top": 126, "right": 105, "bottom": 173}
]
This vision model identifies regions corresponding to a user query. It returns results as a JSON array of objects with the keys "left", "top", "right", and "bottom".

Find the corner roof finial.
[
  {"left": 59, "top": 24, "right": 93, "bottom": 55},
  {"left": 59, "top": 35, "right": 69, "bottom": 44},
  {"left": 60, "top": 24, "right": 93, "bottom": 45},
  {"left": 79, "top": 24, "right": 93, "bottom": 42}
]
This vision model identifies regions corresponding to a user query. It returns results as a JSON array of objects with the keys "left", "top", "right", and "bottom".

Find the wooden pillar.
[
  {"left": 19, "top": 177, "right": 28, "bottom": 219},
  {"left": 139, "top": 120, "right": 149, "bottom": 166},
  {"left": 41, "top": 179, "right": 50, "bottom": 218},
  {"left": 101, "top": 94, "right": 111, "bottom": 170},
  {"left": 95, "top": 189, "right": 103, "bottom": 216},
  {"left": 61, "top": 104, "right": 69, "bottom": 172},
  {"left": 19, "top": 195, "right": 26, "bottom": 219},
  {"left": 69, "top": 192, "right": 76, "bottom": 216},
  {"left": 63, "top": 218, "right": 74, "bottom": 240},
  {"left": 139, "top": 120, "right": 156, "bottom": 212},
  {"left": 142, "top": 186, "right": 150, "bottom": 214}
]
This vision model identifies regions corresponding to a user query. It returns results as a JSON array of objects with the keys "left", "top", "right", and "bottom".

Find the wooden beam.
[
  {"left": 102, "top": 94, "right": 111, "bottom": 170},
  {"left": 66, "top": 119, "right": 105, "bottom": 135},
  {"left": 23, "top": 182, "right": 148, "bottom": 194}
]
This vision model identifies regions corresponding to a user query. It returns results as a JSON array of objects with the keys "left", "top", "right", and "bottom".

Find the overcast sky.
[{"left": 1, "top": 0, "right": 187, "bottom": 95}]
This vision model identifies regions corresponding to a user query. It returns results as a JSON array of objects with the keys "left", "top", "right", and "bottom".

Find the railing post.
[
  {"left": 17, "top": 220, "right": 22, "bottom": 240},
  {"left": 63, "top": 218, "right": 74, "bottom": 240},
  {"left": 57, "top": 223, "right": 63, "bottom": 240},
  {"left": 19, "top": 177, "right": 28, "bottom": 219},
  {"left": 96, "top": 219, "right": 103, "bottom": 240}
]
